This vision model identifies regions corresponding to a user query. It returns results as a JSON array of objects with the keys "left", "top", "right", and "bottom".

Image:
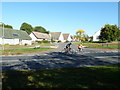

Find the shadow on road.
[{"left": 2, "top": 51, "right": 119, "bottom": 70}]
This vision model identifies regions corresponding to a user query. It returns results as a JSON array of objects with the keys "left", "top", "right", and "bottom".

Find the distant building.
[
  {"left": 93, "top": 30, "right": 101, "bottom": 41},
  {"left": 0, "top": 27, "right": 32, "bottom": 45},
  {"left": 62, "top": 33, "right": 72, "bottom": 42},
  {"left": 29, "top": 31, "right": 51, "bottom": 41},
  {"left": 50, "top": 32, "right": 64, "bottom": 42}
]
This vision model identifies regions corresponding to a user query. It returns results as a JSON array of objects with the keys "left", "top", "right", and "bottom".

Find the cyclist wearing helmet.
[
  {"left": 65, "top": 42, "right": 72, "bottom": 51},
  {"left": 78, "top": 43, "right": 83, "bottom": 51}
]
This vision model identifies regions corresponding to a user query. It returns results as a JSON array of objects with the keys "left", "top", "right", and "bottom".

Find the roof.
[
  {"left": 50, "top": 32, "right": 62, "bottom": 40},
  {"left": 0, "top": 27, "right": 31, "bottom": 40},
  {"left": 93, "top": 29, "right": 101, "bottom": 36},
  {"left": 32, "top": 31, "right": 50, "bottom": 39},
  {"left": 63, "top": 33, "right": 70, "bottom": 40}
]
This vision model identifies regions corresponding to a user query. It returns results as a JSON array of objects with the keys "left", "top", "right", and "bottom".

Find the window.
[{"left": 13, "top": 34, "right": 18, "bottom": 37}]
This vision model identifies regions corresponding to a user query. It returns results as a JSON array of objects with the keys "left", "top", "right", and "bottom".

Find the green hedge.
[
  {"left": 36, "top": 40, "right": 50, "bottom": 43},
  {"left": 91, "top": 41, "right": 107, "bottom": 43}
]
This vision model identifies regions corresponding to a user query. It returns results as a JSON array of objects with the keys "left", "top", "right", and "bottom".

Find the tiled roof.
[
  {"left": 63, "top": 33, "right": 69, "bottom": 40},
  {"left": 50, "top": 32, "right": 62, "bottom": 40},
  {"left": 32, "top": 31, "right": 50, "bottom": 39},
  {"left": 0, "top": 27, "right": 31, "bottom": 40}
]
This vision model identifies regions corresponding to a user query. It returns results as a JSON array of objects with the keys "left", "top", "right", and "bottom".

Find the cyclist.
[
  {"left": 65, "top": 42, "right": 72, "bottom": 52},
  {"left": 78, "top": 43, "right": 83, "bottom": 51}
]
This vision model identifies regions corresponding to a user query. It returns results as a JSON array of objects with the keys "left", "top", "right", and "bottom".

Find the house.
[
  {"left": 29, "top": 31, "right": 51, "bottom": 41},
  {"left": 0, "top": 27, "right": 32, "bottom": 45},
  {"left": 93, "top": 30, "right": 101, "bottom": 41},
  {"left": 50, "top": 32, "right": 64, "bottom": 42},
  {"left": 62, "top": 33, "right": 72, "bottom": 42},
  {"left": 70, "top": 35, "right": 77, "bottom": 41}
]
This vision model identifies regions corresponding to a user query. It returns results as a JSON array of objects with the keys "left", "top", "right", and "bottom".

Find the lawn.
[
  {"left": 2, "top": 65, "right": 120, "bottom": 89},
  {"left": 1, "top": 47, "right": 53, "bottom": 55},
  {"left": 3, "top": 43, "right": 52, "bottom": 49},
  {"left": 73, "top": 42, "right": 119, "bottom": 49}
]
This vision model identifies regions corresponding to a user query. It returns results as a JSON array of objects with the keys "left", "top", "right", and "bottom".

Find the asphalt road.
[{"left": 1, "top": 43, "right": 119, "bottom": 70}]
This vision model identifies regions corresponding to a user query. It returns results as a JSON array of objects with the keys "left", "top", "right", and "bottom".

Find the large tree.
[
  {"left": 99, "top": 24, "right": 120, "bottom": 42},
  {"left": 0, "top": 24, "right": 13, "bottom": 29},
  {"left": 33, "top": 26, "right": 49, "bottom": 34},
  {"left": 75, "top": 29, "right": 85, "bottom": 41},
  {"left": 20, "top": 22, "right": 33, "bottom": 34}
]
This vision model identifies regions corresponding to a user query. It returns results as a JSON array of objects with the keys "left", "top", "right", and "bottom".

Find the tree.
[
  {"left": 76, "top": 29, "right": 85, "bottom": 35},
  {"left": 5, "top": 25, "right": 13, "bottom": 29},
  {"left": 0, "top": 24, "right": 13, "bottom": 29},
  {"left": 99, "top": 24, "right": 120, "bottom": 42},
  {"left": 89, "top": 36, "right": 93, "bottom": 42},
  {"left": 75, "top": 29, "right": 85, "bottom": 41},
  {"left": 83, "top": 34, "right": 89, "bottom": 41},
  {"left": 33, "top": 26, "right": 49, "bottom": 34},
  {"left": 20, "top": 22, "right": 33, "bottom": 34}
]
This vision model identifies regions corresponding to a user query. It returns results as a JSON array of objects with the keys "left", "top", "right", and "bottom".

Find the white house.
[
  {"left": 50, "top": 32, "right": 64, "bottom": 42},
  {"left": 63, "top": 33, "right": 72, "bottom": 42},
  {"left": 0, "top": 27, "right": 32, "bottom": 45},
  {"left": 30, "top": 31, "right": 74, "bottom": 43},
  {"left": 29, "top": 31, "right": 51, "bottom": 41},
  {"left": 93, "top": 30, "right": 101, "bottom": 41}
]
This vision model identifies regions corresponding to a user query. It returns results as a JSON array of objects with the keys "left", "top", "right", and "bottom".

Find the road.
[{"left": 1, "top": 43, "right": 119, "bottom": 70}]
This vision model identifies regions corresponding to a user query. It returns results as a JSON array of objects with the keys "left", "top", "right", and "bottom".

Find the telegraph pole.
[{"left": 0, "top": 22, "right": 4, "bottom": 50}]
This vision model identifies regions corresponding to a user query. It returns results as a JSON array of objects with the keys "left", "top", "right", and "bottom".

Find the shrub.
[
  {"left": 36, "top": 41, "right": 42, "bottom": 44},
  {"left": 42, "top": 40, "right": 50, "bottom": 43},
  {"left": 82, "top": 41, "right": 90, "bottom": 43},
  {"left": 91, "top": 41, "right": 107, "bottom": 43},
  {"left": 24, "top": 43, "right": 28, "bottom": 46},
  {"left": 65, "top": 40, "right": 69, "bottom": 43},
  {"left": 51, "top": 40, "right": 55, "bottom": 43},
  {"left": 36, "top": 40, "right": 50, "bottom": 43},
  {"left": 57, "top": 40, "right": 61, "bottom": 43}
]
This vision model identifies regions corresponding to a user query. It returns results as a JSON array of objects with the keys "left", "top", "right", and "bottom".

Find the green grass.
[
  {"left": 73, "top": 42, "right": 119, "bottom": 49},
  {"left": 1, "top": 47, "right": 53, "bottom": 55},
  {"left": 84, "top": 43, "right": 119, "bottom": 49},
  {"left": 4, "top": 43, "right": 52, "bottom": 49},
  {"left": 2, "top": 65, "right": 120, "bottom": 89}
]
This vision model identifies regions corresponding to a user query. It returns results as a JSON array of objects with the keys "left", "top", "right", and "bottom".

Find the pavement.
[{"left": 1, "top": 43, "right": 119, "bottom": 70}]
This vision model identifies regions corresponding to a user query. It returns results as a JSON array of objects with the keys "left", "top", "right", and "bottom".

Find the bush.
[
  {"left": 82, "top": 41, "right": 90, "bottom": 43},
  {"left": 91, "top": 41, "right": 107, "bottom": 43},
  {"left": 65, "top": 40, "right": 69, "bottom": 43},
  {"left": 24, "top": 43, "right": 28, "bottom": 46},
  {"left": 36, "top": 40, "right": 50, "bottom": 43},
  {"left": 51, "top": 40, "right": 55, "bottom": 43},
  {"left": 42, "top": 40, "right": 50, "bottom": 43},
  {"left": 51, "top": 39, "right": 55, "bottom": 43},
  {"left": 4, "top": 44, "right": 9, "bottom": 45},
  {"left": 57, "top": 40, "right": 61, "bottom": 43},
  {"left": 36, "top": 41, "right": 42, "bottom": 44}
]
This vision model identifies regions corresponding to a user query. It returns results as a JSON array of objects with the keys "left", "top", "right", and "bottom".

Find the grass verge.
[
  {"left": 73, "top": 42, "right": 119, "bottom": 49},
  {"left": 2, "top": 65, "right": 120, "bottom": 89},
  {"left": 1, "top": 47, "right": 53, "bottom": 55},
  {"left": 4, "top": 43, "right": 52, "bottom": 49}
]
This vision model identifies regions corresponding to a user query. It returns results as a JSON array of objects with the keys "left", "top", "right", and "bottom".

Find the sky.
[
  {"left": 1, "top": 0, "right": 120, "bottom": 2},
  {"left": 1, "top": 2, "right": 118, "bottom": 36}
]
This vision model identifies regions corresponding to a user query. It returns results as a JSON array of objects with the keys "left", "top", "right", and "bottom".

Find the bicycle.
[{"left": 61, "top": 47, "right": 77, "bottom": 54}]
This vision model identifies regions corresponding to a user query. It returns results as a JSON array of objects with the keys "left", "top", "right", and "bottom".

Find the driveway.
[{"left": 1, "top": 43, "right": 119, "bottom": 70}]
